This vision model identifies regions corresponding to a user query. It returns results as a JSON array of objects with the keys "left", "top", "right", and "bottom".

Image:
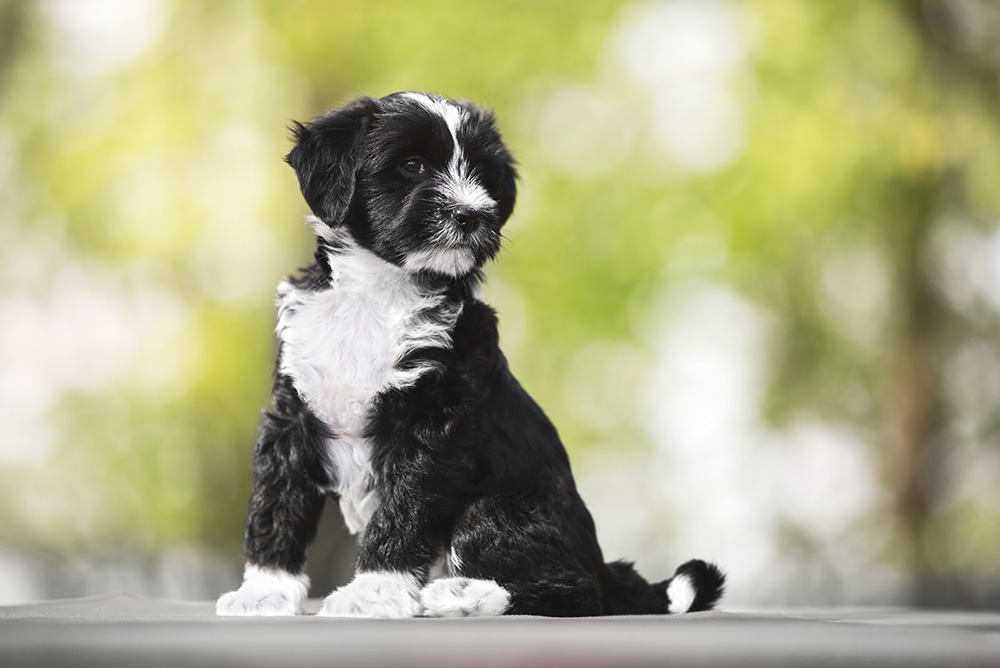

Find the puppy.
[{"left": 217, "top": 92, "right": 724, "bottom": 617}]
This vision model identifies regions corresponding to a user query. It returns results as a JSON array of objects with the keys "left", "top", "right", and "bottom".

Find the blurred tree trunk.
[
  {"left": 884, "top": 0, "right": 1000, "bottom": 604},
  {"left": 880, "top": 174, "right": 943, "bottom": 604}
]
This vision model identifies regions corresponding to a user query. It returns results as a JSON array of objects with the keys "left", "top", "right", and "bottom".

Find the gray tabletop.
[{"left": 2, "top": 593, "right": 999, "bottom": 667}]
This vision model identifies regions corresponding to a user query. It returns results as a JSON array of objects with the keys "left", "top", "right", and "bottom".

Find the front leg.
[
  {"left": 217, "top": 374, "right": 329, "bottom": 616},
  {"left": 315, "top": 570, "right": 423, "bottom": 618},
  {"left": 317, "top": 452, "right": 446, "bottom": 618}
]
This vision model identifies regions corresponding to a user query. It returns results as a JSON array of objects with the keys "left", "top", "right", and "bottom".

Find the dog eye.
[{"left": 401, "top": 158, "right": 426, "bottom": 174}]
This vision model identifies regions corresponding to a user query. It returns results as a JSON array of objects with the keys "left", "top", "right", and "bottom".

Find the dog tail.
[
  {"left": 661, "top": 559, "right": 726, "bottom": 613},
  {"left": 605, "top": 558, "right": 725, "bottom": 615}
]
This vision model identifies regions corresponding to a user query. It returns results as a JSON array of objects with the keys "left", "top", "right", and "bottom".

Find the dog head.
[{"left": 286, "top": 92, "right": 518, "bottom": 278}]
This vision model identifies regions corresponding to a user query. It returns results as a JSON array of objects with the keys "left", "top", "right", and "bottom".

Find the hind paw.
[{"left": 420, "top": 577, "right": 510, "bottom": 617}]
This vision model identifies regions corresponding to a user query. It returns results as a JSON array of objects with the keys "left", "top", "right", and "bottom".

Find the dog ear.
[
  {"left": 495, "top": 162, "right": 518, "bottom": 226},
  {"left": 285, "top": 96, "right": 379, "bottom": 226}
]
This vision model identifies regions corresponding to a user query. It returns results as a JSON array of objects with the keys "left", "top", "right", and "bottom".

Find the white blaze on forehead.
[
  {"left": 402, "top": 92, "right": 464, "bottom": 166},
  {"left": 402, "top": 92, "right": 497, "bottom": 213}
]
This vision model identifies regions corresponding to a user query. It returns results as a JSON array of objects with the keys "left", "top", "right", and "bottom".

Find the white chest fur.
[{"left": 275, "top": 233, "right": 461, "bottom": 534}]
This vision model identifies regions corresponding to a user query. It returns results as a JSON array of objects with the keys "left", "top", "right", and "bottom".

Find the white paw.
[
  {"left": 420, "top": 577, "right": 510, "bottom": 617},
  {"left": 317, "top": 571, "right": 421, "bottom": 618},
  {"left": 216, "top": 589, "right": 299, "bottom": 616},
  {"left": 216, "top": 565, "right": 309, "bottom": 616}
]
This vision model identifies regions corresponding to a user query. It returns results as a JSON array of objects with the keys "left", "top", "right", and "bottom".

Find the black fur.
[
  {"left": 233, "top": 92, "right": 724, "bottom": 617},
  {"left": 242, "top": 372, "right": 329, "bottom": 575}
]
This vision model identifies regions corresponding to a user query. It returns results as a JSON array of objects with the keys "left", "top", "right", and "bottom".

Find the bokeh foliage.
[{"left": 1, "top": 0, "right": 999, "bottom": 605}]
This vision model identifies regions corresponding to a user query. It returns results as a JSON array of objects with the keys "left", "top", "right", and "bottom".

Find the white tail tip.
[{"left": 667, "top": 573, "right": 696, "bottom": 614}]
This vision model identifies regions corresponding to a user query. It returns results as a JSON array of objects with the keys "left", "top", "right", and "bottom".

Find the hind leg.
[
  {"left": 420, "top": 571, "right": 602, "bottom": 617},
  {"left": 421, "top": 497, "right": 605, "bottom": 617}
]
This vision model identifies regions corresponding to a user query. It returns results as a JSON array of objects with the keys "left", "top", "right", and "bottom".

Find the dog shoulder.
[{"left": 450, "top": 297, "right": 501, "bottom": 366}]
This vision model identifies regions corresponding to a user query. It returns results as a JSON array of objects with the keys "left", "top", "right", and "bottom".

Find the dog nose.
[{"left": 452, "top": 209, "right": 482, "bottom": 234}]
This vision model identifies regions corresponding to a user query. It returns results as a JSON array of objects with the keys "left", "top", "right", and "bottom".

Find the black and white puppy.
[{"left": 216, "top": 92, "right": 724, "bottom": 618}]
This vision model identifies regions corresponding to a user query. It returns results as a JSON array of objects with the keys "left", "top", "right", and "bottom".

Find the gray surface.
[{"left": 1, "top": 593, "right": 999, "bottom": 667}]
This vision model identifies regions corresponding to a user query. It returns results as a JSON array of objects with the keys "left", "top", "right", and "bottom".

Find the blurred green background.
[{"left": 1, "top": 0, "right": 999, "bottom": 608}]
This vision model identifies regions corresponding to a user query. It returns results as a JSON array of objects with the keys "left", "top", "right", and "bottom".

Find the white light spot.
[
  {"left": 534, "top": 87, "right": 633, "bottom": 177},
  {"left": 608, "top": 0, "right": 751, "bottom": 173},
  {"left": 0, "top": 236, "right": 197, "bottom": 464},
  {"left": 651, "top": 82, "right": 745, "bottom": 173},
  {"left": 42, "top": 0, "right": 167, "bottom": 78},
  {"left": 612, "top": 0, "right": 748, "bottom": 85}
]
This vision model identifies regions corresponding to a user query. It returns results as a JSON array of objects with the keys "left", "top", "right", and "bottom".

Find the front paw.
[
  {"left": 216, "top": 589, "right": 299, "bottom": 616},
  {"left": 216, "top": 565, "right": 309, "bottom": 617},
  {"left": 317, "top": 572, "right": 421, "bottom": 618}
]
